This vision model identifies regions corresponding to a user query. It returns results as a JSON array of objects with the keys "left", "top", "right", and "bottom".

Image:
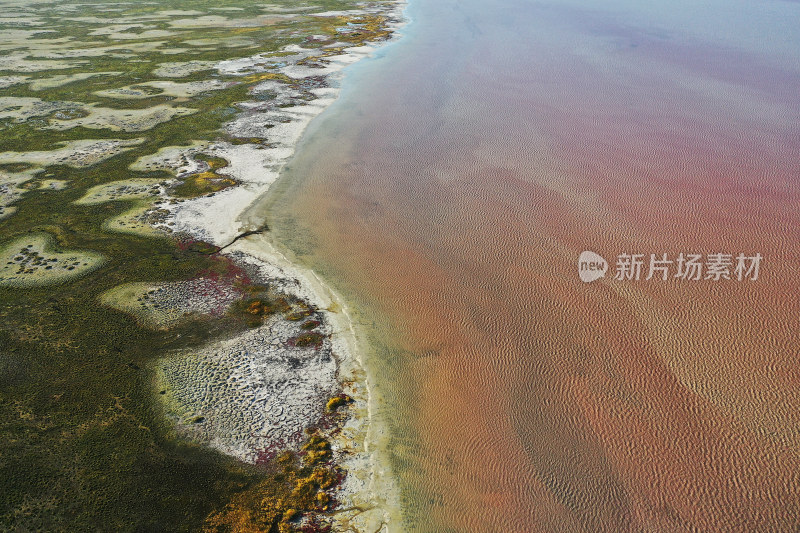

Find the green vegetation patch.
[
  {"left": 172, "top": 170, "right": 236, "bottom": 198},
  {"left": 325, "top": 393, "right": 353, "bottom": 412},
  {"left": 0, "top": 0, "right": 401, "bottom": 528}
]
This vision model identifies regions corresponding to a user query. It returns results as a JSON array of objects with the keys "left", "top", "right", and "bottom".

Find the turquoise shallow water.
[{"left": 263, "top": 0, "right": 800, "bottom": 530}]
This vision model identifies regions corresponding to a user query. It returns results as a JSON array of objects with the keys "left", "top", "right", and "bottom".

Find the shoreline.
[
  {"left": 229, "top": 234, "right": 402, "bottom": 531},
  {"left": 152, "top": 2, "right": 410, "bottom": 530}
]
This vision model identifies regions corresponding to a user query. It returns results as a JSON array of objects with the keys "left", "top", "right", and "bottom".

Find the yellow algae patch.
[
  {"left": 74, "top": 178, "right": 163, "bottom": 205},
  {"left": 0, "top": 234, "right": 104, "bottom": 288},
  {"left": 46, "top": 104, "right": 196, "bottom": 132},
  {"left": 0, "top": 138, "right": 145, "bottom": 168},
  {"left": 241, "top": 71, "right": 292, "bottom": 84},
  {"left": 314, "top": 13, "right": 392, "bottom": 43},
  {"left": 173, "top": 171, "right": 236, "bottom": 198}
]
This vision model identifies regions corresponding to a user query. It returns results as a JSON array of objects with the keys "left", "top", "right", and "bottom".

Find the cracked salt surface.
[{"left": 157, "top": 315, "right": 338, "bottom": 462}]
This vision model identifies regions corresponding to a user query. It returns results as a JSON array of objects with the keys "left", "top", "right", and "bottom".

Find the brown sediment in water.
[{"left": 260, "top": 0, "right": 800, "bottom": 530}]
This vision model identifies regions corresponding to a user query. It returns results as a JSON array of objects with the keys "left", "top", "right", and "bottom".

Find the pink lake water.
[{"left": 259, "top": 0, "right": 800, "bottom": 530}]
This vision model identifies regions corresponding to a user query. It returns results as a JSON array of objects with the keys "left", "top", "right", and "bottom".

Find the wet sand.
[{"left": 256, "top": 0, "right": 800, "bottom": 530}]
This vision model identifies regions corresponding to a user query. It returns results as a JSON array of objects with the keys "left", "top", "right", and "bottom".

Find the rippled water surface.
[{"left": 262, "top": 0, "right": 800, "bottom": 530}]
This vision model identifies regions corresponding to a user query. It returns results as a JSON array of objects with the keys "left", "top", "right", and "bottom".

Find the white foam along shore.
[{"left": 148, "top": 3, "right": 409, "bottom": 531}]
